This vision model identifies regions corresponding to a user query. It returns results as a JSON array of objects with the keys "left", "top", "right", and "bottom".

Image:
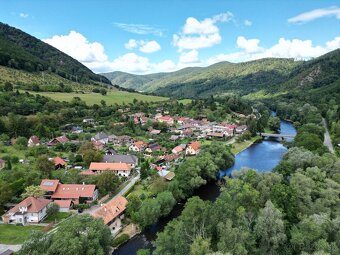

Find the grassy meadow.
[{"left": 25, "top": 90, "right": 168, "bottom": 105}]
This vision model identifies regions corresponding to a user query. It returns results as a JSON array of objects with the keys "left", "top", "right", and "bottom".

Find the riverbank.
[{"left": 230, "top": 135, "right": 262, "bottom": 155}]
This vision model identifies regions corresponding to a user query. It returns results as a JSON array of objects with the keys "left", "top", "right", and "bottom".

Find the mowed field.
[{"left": 26, "top": 90, "right": 168, "bottom": 105}]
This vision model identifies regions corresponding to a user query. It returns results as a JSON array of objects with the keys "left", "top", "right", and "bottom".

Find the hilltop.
[{"left": 0, "top": 22, "right": 110, "bottom": 90}]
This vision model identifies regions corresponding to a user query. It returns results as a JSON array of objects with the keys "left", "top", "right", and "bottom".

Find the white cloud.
[
  {"left": 43, "top": 31, "right": 108, "bottom": 63},
  {"left": 124, "top": 39, "right": 138, "bottom": 50},
  {"left": 139, "top": 41, "right": 161, "bottom": 53},
  {"left": 237, "top": 36, "right": 263, "bottom": 53},
  {"left": 19, "top": 13, "right": 29, "bottom": 18},
  {"left": 125, "top": 39, "right": 161, "bottom": 53},
  {"left": 173, "top": 12, "right": 233, "bottom": 51},
  {"left": 179, "top": 50, "right": 200, "bottom": 64},
  {"left": 207, "top": 36, "right": 340, "bottom": 65},
  {"left": 244, "top": 19, "right": 252, "bottom": 26},
  {"left": 288, "top": 6, "right": 340, "bottom": 24},
  {"left": 153, "top": 60, "right": 177, "bottom": 72},
  {"left": 114, "top": 23, "right": 164, "bottom": 36}
]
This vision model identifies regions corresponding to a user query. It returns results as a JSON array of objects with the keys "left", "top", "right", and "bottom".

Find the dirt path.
[{"left": 322, "top": 118, "right": 335, "bottom": 154}]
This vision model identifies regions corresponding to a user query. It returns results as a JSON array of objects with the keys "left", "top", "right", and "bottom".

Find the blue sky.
[{"left": 1, "top": 0, "right": 340, "bottom": 74}]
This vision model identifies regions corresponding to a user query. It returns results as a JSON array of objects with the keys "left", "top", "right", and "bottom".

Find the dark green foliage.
[
  {"left": 112, "top": 234, "right": 130, "bottom": 247},
  {"left": 0, "top": 22, "right": 110, "bottom": 85}
]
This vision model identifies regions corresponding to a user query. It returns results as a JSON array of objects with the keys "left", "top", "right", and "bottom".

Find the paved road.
[{"left": 322, "top": 118, "right": 335, "bottom": 154}]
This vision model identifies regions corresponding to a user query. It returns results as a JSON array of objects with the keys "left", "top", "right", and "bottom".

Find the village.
[{"left": 0, "top": 101, "right": 252, "bottom": 251}]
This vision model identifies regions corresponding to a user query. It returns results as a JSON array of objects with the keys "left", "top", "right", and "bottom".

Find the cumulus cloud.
[
  {"left": 114, "top": 23, "right": 164, "bottom": 36},
  {"left": 125, "top": 39, "right": 161, "bottom": 53},
  {"left": 244, "top": 19, "right": 252, "bottom": 26},
  {"left": 288, "top": 6, "right": 340, "bottom": 24},
  {"left": 19, "top": 13, "right": 29, "bottom": 18},
  {"left": 207, "top": 36, "right": 340, "bottom": 65},
  {"left": 43, "top": 31, "right": 108, "bottom": 63},
  {"left": 179, "top": 50, "right": 200, "bottom": 64},
  {"left": 173, "top": 12, "right": 233, "bottom": 51},
  {"left": 43, "top": 31, "right": 172, "bottom": 74},
  {"left": 139, "top": 41, "right": 161, "bottom": 53},
  {"left": 124, "top": 39, "right": 138, "bottom": 50}
]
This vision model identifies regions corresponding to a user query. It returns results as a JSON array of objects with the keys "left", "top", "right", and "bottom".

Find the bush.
[
  {"left": 47, "top": 202, "right": 60, "bottom": 216},
  {"left": 112, "top": 234, "right": 129, "bottom": 247}
]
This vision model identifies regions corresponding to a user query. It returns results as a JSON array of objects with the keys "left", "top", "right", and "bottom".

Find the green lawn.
[
  {"left": 231, "top": 136, "right": 261, "bottom": 155},
  {"left": 43, "top": 212, "right": 72, "bottom": 223},
  {"left": 25, "top": 90, "right": 168, "bottom": 105},
  {"left": 0, "top": 224, "right": 44, "bottom": 244}
]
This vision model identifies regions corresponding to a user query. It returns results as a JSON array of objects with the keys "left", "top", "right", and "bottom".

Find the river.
[{"left": 113, "top": 119, "right": 296, "bottom": 255}]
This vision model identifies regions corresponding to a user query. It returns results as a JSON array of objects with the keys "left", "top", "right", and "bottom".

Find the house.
[
  {"left": 172, "top": 144, "right": 186, "bottom": 154},
  {"left": 145, "top": 143, "right": 162, "bottom": 153},
  {"left": 83, "top": 118, "right": 95, "bottom": 124},
  {"left": 48, "top": 135, "right": 69, "bottom": 146},
  {"left": 105, "top": 148, "right": 117, "bottom": 155},
  {"left": 186, "top": 141, "right": 201, "bottom": 155},
  {"left": 0, "top": 159, "right": 5, "bottom": 170},
  {"left": 53, "top": 200, "right": 73, "bottom": 212},
  {"left": 129, "top": 141, "right": 147, "bottom": 152},
  {"left": 111, "top": 135, "right": 134, "bottom": 146},
  {"left": 236, "top": 125, "right": 247, "bottom": 134},
  {"left": 40, "top": 179, "right": 98, "bottom": 205},
  {"left": 2, "top": 197, "right": 50, "bottom": 224},
  {"left": 92, "top": 132, "right": 109, "bottom": 144},
  {"left": 102, "top": 154, "right": 138, "bottom": 168},
  {"left": 177, "top": 117, "right": 189, "bottom": 124},
  {"left": 92, "top": 196, "right": 128, "bottom": 234},
  {"left": 207, "top": 132, "right": 225, "bottom": 138},
  {"left": 157, "top": 115, "right": 174, "bottom": 126},
  {"left": 52, "top": 157, "right": 66, "bottom": 169},
  {"left": 92, "top": 140, "right": 105, "bottom": 151},
  {"left": 28, "top": 135, "right": 40, "bottom": 147},
  {"left": 158, "top": 170, "right": 175, "bottom": 181},
  {"left": 170, "top": 135, "right": 179, "bottom": 141},
  {"left": 163, "top": 153, "right": 180, "bottom": 163},
  {"left": 88, "top": 162, "right": 131, "bottom": 177},
  {"left": 71, "top": 126, "right": 83, "bottom": 134}
]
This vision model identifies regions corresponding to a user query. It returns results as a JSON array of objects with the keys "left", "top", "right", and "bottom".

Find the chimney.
[
  {"left": 104, "top": 207, "right": 107, "bottom": 212},
  {"left": 82, "top": 182, "right": 85, "bottom": 185}
]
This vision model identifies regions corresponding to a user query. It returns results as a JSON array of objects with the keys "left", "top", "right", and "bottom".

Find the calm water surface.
[{"left": 113, "top": 120, "right": 296, "bottom": 255}]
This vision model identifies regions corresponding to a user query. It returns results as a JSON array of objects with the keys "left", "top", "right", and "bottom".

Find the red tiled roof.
[
  {"left": 172, "top": 145, "right": 184, "bottom": 153},
  {"left": 92, "top": 196, "right": 127, "bottom": 225},
  {"left": 53, "top": 199, "right": 72, "bottom": 208},
  {"left": 40, "top": 179, "right": 60, "bottom": 192},
  {"left": 53, "top": 157, "right": 66, "bottom": 166},
  {"left": 29, "top": 135, "right": 40, "bottom": 145},
  {"left": 6, "top": 197, "right": 50, "bottom": 214},
  {"left": 189, "top": 141, "right": 201, "bottom": 151},
  {"left": 52, "top": 184, "right": 96, "bottom": 199},
  {"left": 89, "top": 162, "right": 131, "bottom": 171}
]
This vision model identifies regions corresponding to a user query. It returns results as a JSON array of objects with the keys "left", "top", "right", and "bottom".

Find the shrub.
[{"left": 112, "top": 234, "right": 129, "bottom": 247}]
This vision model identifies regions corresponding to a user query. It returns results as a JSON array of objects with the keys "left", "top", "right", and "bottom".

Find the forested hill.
[
  {"left": 0, "top": 22, "right": 111, "bottom": 86},
  {"left": 102, "top": 49, "right": 340, "bottom": 99}
]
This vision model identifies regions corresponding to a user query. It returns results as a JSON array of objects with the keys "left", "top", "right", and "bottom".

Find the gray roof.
[
  {"left": 102, "top": 154, "right": 138, "bottom": 165},
  {"left": 94, "top": 132, "right": 108, "bottom": 140}
]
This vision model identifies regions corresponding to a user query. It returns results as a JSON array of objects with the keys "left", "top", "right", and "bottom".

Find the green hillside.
[{"left": 0, "top": 22, "right": 110, "bottom": 87}]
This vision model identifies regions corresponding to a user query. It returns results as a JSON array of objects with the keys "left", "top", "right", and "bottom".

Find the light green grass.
[
  {"left": 43, "top": 212, "right": 72, "bottom": 223},
  {"left": 0, "top": 225, "right": 44, "bottom": 244},
  {"left": 231, "top": 136, "right": 261, "bottom": 155},
  {"left": 242, "top": 90, "right": 287, "bottom": 100},
  {"left": 0, "top": 145, "right": 27, "bottom": 159},
  {"left": 178, "top": 99, "right": 192, "bottom": 105},
  {"left": 25, "top": 91, "right": 168, "bottom": 105}
]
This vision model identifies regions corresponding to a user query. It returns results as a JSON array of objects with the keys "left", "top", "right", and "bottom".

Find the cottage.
[
  {"left": 2, "top": 197, "right": 50, "bottom": 224},
  {"left": 105, "top": 148, "right": 117, "bottom": 155},
  {"left": 102, "top": 154, "right": 138, "bottom": 168},
  {"left": 92, "top": 140, "right": 105, "bottom": 151},
  {"left": 92, "top": 196, "right": 128, "bottom": 234},
  {"left": 48, "top": 135, "right": 69, "bottom": 146},
  {"left": 53, "top": 200, "right": 73, "bottom": 212},
  {"left": 172, "top": 144, "right": 186, "bottom": 154},
  {"left": 236, "top": 125, "right": 247, "bottom": 134},
  {"left": 28, "top": 135, "right": 40, "bottom": 147},
  {"left": 186, "top": 141, "right": 201, "bottom": 155},
  {"left": 92, "top": 132, "right": 109, "bottom": 144},
  {"left": 71, "top": 126, "right": 83, "bottom": 134},
  {"left": 40, "top": 180, "right": 98, "bottom": 205},
  {"left": 157, "top": 115, "right": 174, "bottom": 126},
  {"left": 145, "top": 143, "right": 162, "bottom": 153},
  {"left": 112, "top": 135, "right": 133, "bottom": 146},
  {"left": 149, "top": 129, "right": 161, "bottom": 135},
  {"left": 129, "top": 141, "right": 147, "bottom": 152},
  {"left": 89, "top": 162, "right": 131, "bottom": 177},
  {"left": 0, "top": 159, "right": 5, "bottom": 170},
  {"left": 52, "top": 157, "right": 66, "bottom": 169}
]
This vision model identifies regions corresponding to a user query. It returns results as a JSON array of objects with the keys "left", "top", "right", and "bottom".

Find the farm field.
[{"left": 24, "top": 90, "right": 169, "bottom": 105}]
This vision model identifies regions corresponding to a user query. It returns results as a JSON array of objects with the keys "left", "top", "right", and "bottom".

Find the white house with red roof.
[
  {"left": 157, "top": 115, "right": 174, "bottom": 126},
  {"left": 87, "top": 162, "right": 131, "bottom": 177},
  {"left": 40, "top": 179, "right": 98, "bottom": 205},
  {"left": 28, "top": 135, "right": 40, "bottom": 147},
  {"left": 48, "top": 135, "right": 69, "bottom": 146},
  {"left": 129, "top": 141, "right": 147, "bottom": 152},
  {"left": 186, "top": 141, "right": 201, "bottom": 155},
  {"left": 2, "top": 197, "right": 51, "bottom": 224}
]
